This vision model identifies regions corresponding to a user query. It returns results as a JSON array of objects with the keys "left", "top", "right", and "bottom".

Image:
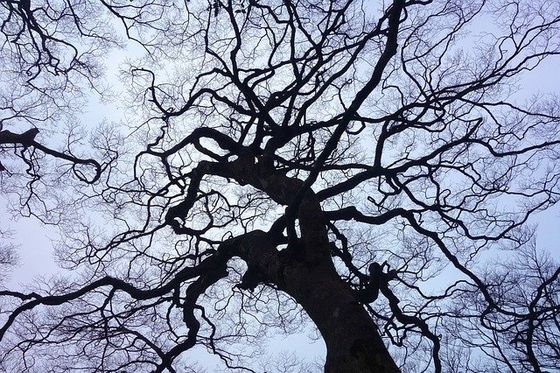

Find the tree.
[{"left": 1, "top": 0, "right": 559, "bottom": 371}]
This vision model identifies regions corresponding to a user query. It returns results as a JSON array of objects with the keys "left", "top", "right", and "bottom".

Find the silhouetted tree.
[{"left": 1, "top": 0, "right": 559, "bottom": 372}]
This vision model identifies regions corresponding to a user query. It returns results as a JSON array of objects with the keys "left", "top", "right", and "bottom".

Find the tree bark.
[
  {"left": 195, "top": 157, "right": 400, "bottom": 371},
  {"left": 280, "top": 258, "right": 400, "bottom": 373},
  {"left": 231, "top": 233, "right": 400, "bottom": 372}
]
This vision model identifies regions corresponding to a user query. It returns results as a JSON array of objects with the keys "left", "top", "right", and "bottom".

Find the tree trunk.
[
  {"left": 281, "top": 260, "right": 400, "bottom": 373},
  {"left": 215, "top": 158, "right": 400, "bottom": 371},
  {"left": 231, "top": 229, "right": 400, "bottom": 372}
]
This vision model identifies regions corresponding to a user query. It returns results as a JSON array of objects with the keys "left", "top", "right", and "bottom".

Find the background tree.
[{"left": 1, "top": 0, "right": 559, "bottom": 372}]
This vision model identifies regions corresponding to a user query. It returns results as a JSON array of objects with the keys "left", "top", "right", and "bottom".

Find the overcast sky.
[{"left": 1, "top": 8, "right": 559, "bottom": 371}]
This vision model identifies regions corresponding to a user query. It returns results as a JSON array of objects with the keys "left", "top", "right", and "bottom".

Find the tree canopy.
[{"left": 1, "top": 0, "right": 559, "bottom": 372}]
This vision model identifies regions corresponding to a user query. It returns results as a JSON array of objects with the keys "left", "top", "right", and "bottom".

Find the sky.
[{"left": 1, "top": 2, "right": 559, "bottom": 371}]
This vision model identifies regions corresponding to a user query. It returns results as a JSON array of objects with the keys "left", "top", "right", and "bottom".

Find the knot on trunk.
[{"left": 237, "top": 265, "right": 267, "bottom": 291}]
